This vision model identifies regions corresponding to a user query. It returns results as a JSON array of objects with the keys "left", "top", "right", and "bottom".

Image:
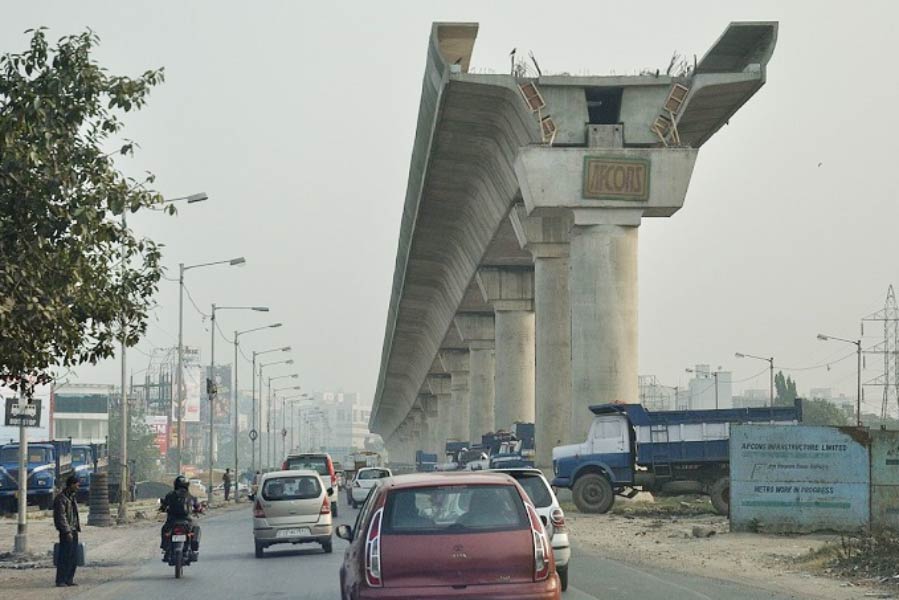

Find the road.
[{"left": 79, "top": 500, "right": 822, "bottom": 600}]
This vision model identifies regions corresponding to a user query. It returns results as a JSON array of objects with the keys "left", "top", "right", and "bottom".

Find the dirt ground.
[
  {"left": 0, "top": 498, "right": 245, "bottom": 599},
  {"left": 567, "top": 496, "right": 893, "bottom": 600}
]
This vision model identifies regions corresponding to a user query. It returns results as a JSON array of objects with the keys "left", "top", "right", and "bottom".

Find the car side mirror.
[
  {"left": 327, "top": 487, "right": 334, "bottom": 496},
  {"left": 336, "top": 524, "right": 353, "bottom": 541}
]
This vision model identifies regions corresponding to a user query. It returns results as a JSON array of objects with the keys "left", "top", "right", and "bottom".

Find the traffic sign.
[
  {"left": 4, "top": 398, "right": 41, "bottom": 427},
  {"left": 248, "top": 429, "right": 258, "bottom": 441}
]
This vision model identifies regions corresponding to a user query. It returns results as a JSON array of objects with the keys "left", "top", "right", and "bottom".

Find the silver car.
[
  {"left": 490, "top": 468, "right": 572, "bottom": 591},
  {"left": 349, "top": 466, "right": 392, "bottom": 508},
  {"left": 252, "top": 470, "right": 333, "bottom": 558}
]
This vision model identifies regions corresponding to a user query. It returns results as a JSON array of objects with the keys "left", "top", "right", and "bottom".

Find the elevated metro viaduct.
[{"left": 371, "top": 21, "right": 777, "bottom": 468}]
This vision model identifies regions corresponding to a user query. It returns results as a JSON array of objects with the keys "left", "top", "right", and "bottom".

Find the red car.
[{"left": 337, "top": 472, "right": 560, "bottom": 600}]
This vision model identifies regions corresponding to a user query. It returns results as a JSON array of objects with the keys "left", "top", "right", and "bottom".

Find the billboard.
[
  {"left": 204, "top": 365, "right": 232, "bottom": 425},
  {"left": 145, "top": 415, "right": 168, "bottom": 458},
  {"left": 172, "top": 364, "right": 202, "bottom": 423},
  {"left": 730, "top": 424, "right": 870, "bottom": 533}
]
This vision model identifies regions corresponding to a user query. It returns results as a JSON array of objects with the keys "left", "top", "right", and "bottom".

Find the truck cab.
[
  {"left": 552, "top": 413, "right": 634, "bottom": 491},
  {"left": 0, "top": 441, "right": 73, "bottom": 510}
]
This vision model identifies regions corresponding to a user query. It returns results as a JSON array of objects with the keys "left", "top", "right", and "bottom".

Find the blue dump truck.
[
  {"left": 415, "top": 450, "right": 438, "bottom": 472},
  {"left": 483, "top": 423, "right": 536, "bottom": 469},
  {"left": 552, "top": 401, "right": 802, "bottom": 515},
  {"left": 0, "top": 440, "right": 74, "bottom": 510},
  {"left": 72, "top": 442, "right": 109, "bottom": 501}
]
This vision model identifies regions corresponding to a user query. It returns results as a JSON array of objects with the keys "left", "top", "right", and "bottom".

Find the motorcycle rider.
[{"left": 159, "top": 475, "right": 201, "bottom": 560}]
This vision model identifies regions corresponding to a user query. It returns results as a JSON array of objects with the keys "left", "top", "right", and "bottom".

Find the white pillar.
[
  {"left": 427, "top": 375, "right": 453, "bottom": 458},
  {"left": 534, "top": 254, "right": 571, "bottom": 467},
  {"left": 569, "top": 222, "right": 639, "bottom": 441},
  {"left": 439, "top": 350, "right": 471, "bottom": 443},
  {"left": 477, "top": 268, "right": 535, "bottom": 432},
  {"left": 494, "top": 310, "right": 535, "bottom": 429},
  {"left": 468, "top": 346, "right": 495, "bottom": 442}
]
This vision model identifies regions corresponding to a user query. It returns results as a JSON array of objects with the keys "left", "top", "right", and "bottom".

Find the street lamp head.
[
  {"left": 281, "top": 346, "right": 291, "bottom": 352},
  {"left": 817, "top": 334, "right": 829, "bottom": 341},
  {"left": 270, "top": 323, "right": 283, "bottom": 328},
  {"left": 186, "top": 192, "right": 209, "bottom": 203},
  {"left": 285, "top": 359, "right": 295, "bottom": 365},
  {"left": 290, "top": 374, "right": 299, "bottom": 379},
  {"left": 252, "top": 306, "right": 270, "bottom": 312},
  {"left": 229, "top": 257, "right": 247, "bottom": 266},
  {"left": 735, "top": 352, "right": 745, "bottom": 358}
]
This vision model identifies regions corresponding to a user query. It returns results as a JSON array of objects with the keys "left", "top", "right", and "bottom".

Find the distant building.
[
  {"left": 51, "top": 383, "right": 113, "bottom": 443},
  {"left": 686, "top": 365, "right": 733, "bottom": 410},
  {"left": 295, "top": 392, "right": 372, "bottom": 465}
]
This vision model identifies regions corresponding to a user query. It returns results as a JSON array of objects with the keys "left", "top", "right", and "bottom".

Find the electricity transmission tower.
[{"left": 861, "top": 285, "right": 899, "bottom": 419}]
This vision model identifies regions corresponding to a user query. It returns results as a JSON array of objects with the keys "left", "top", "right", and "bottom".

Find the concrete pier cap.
[{"left": 370, "top": 19, "right": 778, "bottom": 446}]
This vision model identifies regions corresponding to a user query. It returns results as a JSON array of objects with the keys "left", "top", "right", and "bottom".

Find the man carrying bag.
[{"left": 53, "top": 475, "right": 81, "bottom": 587}]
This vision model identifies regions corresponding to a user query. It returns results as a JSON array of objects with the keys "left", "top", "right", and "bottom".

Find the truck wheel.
[
  {"left": 254, "top": 542, "right": 264, "bottom": 559},
  {"left": 572, "top": 473, "right": 614, "bottom": 514},
  {"left": 709, "top": 476, "right": 730, "bottom": 516}
]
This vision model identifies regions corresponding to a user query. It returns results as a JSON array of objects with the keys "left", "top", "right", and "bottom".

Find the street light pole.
[
  {"left": 817, "top": 334, "right": 863, "bottom": 426},
  {"left": 231, "top": 324, "right": 281, "bottom": 501},
  {"left": 175, "top": 255, "right": 246, "bottom": 475},
  {"left": 735, "top": 352, "right": 776, "bottom": 407}
]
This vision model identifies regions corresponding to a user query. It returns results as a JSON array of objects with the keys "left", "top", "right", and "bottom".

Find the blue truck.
[
  {"left": 415, "top": 450, "right": 438, "bottom": 472},
  {"left": 72, "top": 442, "right": 109, "bottom": 501},
  {"left": 0, "top": 440, "right": 74, "bottom": 511},
  {"left": 552, "top": 401, "right": 801, "bottom": 515}
]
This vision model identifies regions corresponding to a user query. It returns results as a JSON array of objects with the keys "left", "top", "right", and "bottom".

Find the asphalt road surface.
[{"left": 79, "top": 499, "right": 816, "bottom": 600}]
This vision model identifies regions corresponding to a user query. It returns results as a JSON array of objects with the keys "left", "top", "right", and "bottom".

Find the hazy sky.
[{"left": 3, "top": 1, "right": 897, "bottom": 416}]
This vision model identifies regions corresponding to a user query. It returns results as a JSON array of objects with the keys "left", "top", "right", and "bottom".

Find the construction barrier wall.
[
  {"left": 730, "top": 425, "right": 870, "bottom": 533},
  {"left": 870, "top": 429, "right": 899, "bottom": 530}
]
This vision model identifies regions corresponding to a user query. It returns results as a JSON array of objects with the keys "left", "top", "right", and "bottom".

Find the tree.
[
  {"left": 774, "top": 371, "right": 798, "bottom": 406},
  {"left": 0, "top": 28, "right": 167, "bottom": 397},
  {"left": 107, "top": 399, "right": 162, "bottom": 482},
  {"left": 800, "top": 398, "right": 850, "bottom": 426}
]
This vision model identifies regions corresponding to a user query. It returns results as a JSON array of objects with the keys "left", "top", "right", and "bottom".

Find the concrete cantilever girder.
[{"left": 371, "top": 22, "right": 778, "bottom": 440}]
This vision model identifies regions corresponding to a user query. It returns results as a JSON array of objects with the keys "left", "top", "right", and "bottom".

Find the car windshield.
[
  {"left": 508, "top": 473, "right": 553, "bottom": 508},
  {"left": 72, "top": 448, "right": 89, "bottom": 464},
  {"left": 0, "top": 447, "right": 51, "bottom": 464},
  {"left": 285, "top": 456, "right": 328, "bottom": 476},
  {"left": 262, "top": 475, "right": 321, "bottom": 501},
  {"left": 383, "top": 484, "right": 528, "bottom": 534},
  {"left": 357, "top": 469, "right": 389, "bottom": 480}
]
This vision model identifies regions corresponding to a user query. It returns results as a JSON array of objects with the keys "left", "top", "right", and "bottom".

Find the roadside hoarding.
[
  {"left": 145, "top": 415, "right": 168, "bottom": 458},
  {"left": 172, "top": 364, "right": 202, "bottom": 423},
  {"left": 730, "top": 424, "right": 870, "bottom": 533},
  {"left": 870, "top": 429, "right": 899, "bottom": 530}
]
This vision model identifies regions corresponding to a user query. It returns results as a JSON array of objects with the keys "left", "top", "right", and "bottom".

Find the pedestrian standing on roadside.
[
  {"left": 223, "top": 468, "right": 231, "bottom": 501},
  {"left": 53, "top": 475, "right": 81, "bottom": 587}
]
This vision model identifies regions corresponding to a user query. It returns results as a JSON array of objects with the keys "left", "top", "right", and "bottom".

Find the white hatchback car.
[
  {"left": 490, "top": 468, "right": 572, "bottom": 591},
  {"left": 252, "top": 470, "right": 333, "bottom": 558},
  {"left": 349, "top": 466, "right": 392, "bottom": 508}
]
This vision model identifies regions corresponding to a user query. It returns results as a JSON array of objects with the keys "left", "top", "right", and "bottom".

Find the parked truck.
[
  {"left": 0, "top": 440, "right": 74, "bottom": 510},
  {"left": 72, "top": 442, "right": 109, "bottom": 501},
  {"left": 414, "top": 450, "right": 438, "bottom": 472},
  {"left": 552, "top": 401, "right": 802, "bottom": 515},
  {"left": 483, "top": 423, "right": 536, "bottom": 469}
]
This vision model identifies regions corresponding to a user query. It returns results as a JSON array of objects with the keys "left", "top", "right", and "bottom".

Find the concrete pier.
[{"left": 455, "top": 313, "right": 496, "bottom": 441}]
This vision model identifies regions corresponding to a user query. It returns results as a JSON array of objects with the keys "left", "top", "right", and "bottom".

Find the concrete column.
[
  {"left": 454, "top": 314, "right": 496, "bottom": 441},
  {"left": 427, "top": 375, "right": 452, "bottom": 457},
  {"left": 440, "top": 350, "right": 471, "bottom": 442},
  {"left": 510, "top": 205, "right": 572, "bottom": 468},
  {"left": 569, "top": 222, "right": 639, "bottom": 441},
  {"left": 477, "top": 268, "right": 535, "bottom": 431}
]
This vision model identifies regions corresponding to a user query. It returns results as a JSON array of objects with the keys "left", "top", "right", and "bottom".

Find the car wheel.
[
  {"left": 254, "top": 542, "right": 264, "bottom": 559},
  {"left": 709, "top": 476, "right": 730, "bottom": 516},
  {"left": 322, "top": 539, "right": 333, "bottom": 554},
  {"left": 572, "top": 473, "right": 615, "bottom": 514},
  {"left": 558, "top": 565, "right": 569, "bottom": 591}
]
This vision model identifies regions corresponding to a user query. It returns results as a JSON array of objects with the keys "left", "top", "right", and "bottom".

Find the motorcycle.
[
  {"left": 163, "top": 520, "right": 196, "bottom": 579},
  {"left": 158, "top": 499, "right": 204, "bottom": 579}
]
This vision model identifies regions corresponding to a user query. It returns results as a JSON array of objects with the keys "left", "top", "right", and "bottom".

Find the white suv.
[{"left": 490, "top": 467, "right": 571, "bottom": 591}]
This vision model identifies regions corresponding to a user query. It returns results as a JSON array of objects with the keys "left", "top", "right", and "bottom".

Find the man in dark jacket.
[
  {"left": 222, "top": 468, "right": 231, "bottom": 501},
  {"left": 53, "top": 475, "right": 81, "bottom": 587},
  {"left": 159, "top": 475, "right": 201, "bottom": 559}
]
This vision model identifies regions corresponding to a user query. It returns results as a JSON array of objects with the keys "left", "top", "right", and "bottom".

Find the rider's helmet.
[{"left": 174, "top": 475, "right": 189, "bottom": 490}]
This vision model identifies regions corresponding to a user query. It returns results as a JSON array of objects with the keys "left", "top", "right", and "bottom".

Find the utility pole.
[
  {"left": 13, "top": 386, "right": 27, "bottom": 554},
  {"left": 251, "top": 352, "right": 256, "bottom": 473},
  {"left": 117, "top": 211, "right": 129, "bottom": 525},
  {"left": 176, "top": 262, "right": 185, "bottom": 474},
  {"left": 207, "top": 304, "right": 217, "bottom": 502},
  {"left": 233, "top": 330, "right": 239, "bottom": 502}
]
